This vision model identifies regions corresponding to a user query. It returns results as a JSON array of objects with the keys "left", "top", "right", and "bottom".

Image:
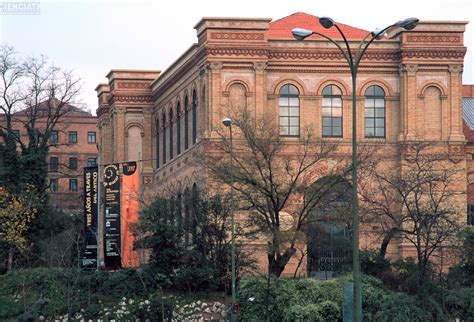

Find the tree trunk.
[
  {"left": 267, "top": 247, "right": 296, "bottom": 277},
  {"left": 379, "top": 229, "right": 397, "bottom": 259}
]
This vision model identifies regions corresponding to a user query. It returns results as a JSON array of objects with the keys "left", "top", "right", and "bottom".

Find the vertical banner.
[
  {"left": 121, "top": 161, "right": 140, "bottom": 267},
  {"left": 103, "top": 164, "right": 121, "bottom": 269},
  {"left": 82, "top": 166, "right": 98, "bottom": 268}
]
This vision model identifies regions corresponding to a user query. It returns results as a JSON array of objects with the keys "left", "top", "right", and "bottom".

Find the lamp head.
[
  {"left": 319, "top": 16, "right": 335, "bottom": 29},
  {"left": 291, "top": 28, "right": 313, "bottom": 41},
  {"left": 222, "top": 117, "right": 232, "bottom": 127},
  {"left": 395, "top": 17, "right": 419, "bottom": 30},
  {"left": 371, "top": 28, "right": 385, "bottom": 40}
]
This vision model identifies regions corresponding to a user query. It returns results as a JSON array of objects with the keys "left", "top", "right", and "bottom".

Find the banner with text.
[
  {"left": 82, "top": 166, "right": 98, "bottom": 268},
  {"left": 121, "top": 161, "right": 140, "bottom": 267},
  {"left": 103, "top": 163, "right": 121, "bottom": 269}
]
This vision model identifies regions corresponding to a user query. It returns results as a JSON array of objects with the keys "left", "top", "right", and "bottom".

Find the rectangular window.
[
  {"left": 51, "top": 131, "right": 59, "bottom": 143},
  {"left": 69, "top": 178, "right": 78, "bottom": 192},
  {"left": 87, "top": 157, "right": 97, "bottom": 167},
  {"left": 50, "top": 157, "right": 59, "bottom": 172},
  {"left": 468, "top": 205, "right": 474, "bottom": 226},
  {"left": 69, "top": 157, "right": 78, "bottom": 170},
  {"left": 69, "top": 131, "right": 78, "bottom": 144},
  {"left": 87, "top": 131, "right": 96, "bottom": 144},
  {"left": 50, "top": 179, "right": 58, "bottom": 192},
  {"left": 12, "top": 129, "right": 20, "bottom": 139}
]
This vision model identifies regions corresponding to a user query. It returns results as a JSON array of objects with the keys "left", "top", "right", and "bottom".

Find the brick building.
[
  {"left": 96, "top": 13, "right": 469, "bottom": 275},
  {"left": 463, "top": 84, "right": 474, "bottom": 225},
  {"left": 2, "top": 101, "right": 98, "bottom": 212}
]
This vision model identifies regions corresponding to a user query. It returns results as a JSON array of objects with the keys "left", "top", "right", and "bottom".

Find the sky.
[{"left": 1, "top": 0, "right": 473, "bottom": 113}]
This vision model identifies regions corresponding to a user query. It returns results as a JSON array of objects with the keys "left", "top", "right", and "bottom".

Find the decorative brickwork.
[{"left": 96, "top": 13, "right": 469, "bottom": 276}]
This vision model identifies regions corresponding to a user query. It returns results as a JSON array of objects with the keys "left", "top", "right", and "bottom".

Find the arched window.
[
  {"left": 162, "top": 113, "right": 166, "bottom": 164},
  {"left": 322, "top": 85, "right": 343, "bottom": 137},
  {"left": 279, "top": 84, "right": 300, "bottom": 136},
  {"left": 364, "top": 85, "right": 385, "bottom": 138},
  {"left": 169, "top": 109, "right": 174, "bottom": 160},
  {"left": 176, "top": 102, "right": 181, "bottom": 155},
  {"left": 192, "top": 89, "right": 197, "bottom": 145},
  {"left": 156, "top": 119, "right": 160, "bottom": 168},
  {"left": 184, "top": 96, "right": 189, "bottom": 150}
]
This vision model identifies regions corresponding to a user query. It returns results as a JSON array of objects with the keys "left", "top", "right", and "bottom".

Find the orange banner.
[{"left": 120, "top": 161, "right": 140, "bottom": 267}]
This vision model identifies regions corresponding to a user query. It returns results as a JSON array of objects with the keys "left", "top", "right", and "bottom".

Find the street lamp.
[
  {"left": 222, "top": 117, "right": 237, "bottom": 321},
  {"left": 292, "top": 16, "right": 418, "bottom": 322}
]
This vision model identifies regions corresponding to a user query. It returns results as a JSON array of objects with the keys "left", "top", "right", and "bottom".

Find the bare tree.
[
  {"left": 203, "top": 109, "right": 350, "bottom": 277},
  {"left": 360, "top": 141, "right": 463, "bottom": 280},
  {"left": 0, "top": 45, "right": 82, "bottom": 269},
  {"left": 0, "top": 44, "right": 82, "bottom": 195}
]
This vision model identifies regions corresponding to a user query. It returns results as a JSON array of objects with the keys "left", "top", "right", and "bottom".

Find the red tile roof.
[{"left": 268, "top": 12, "right": 370, "bottom": 40}]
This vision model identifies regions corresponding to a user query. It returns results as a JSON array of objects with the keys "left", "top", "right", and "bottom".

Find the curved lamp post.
[
  {"left": 222, "top": 117, "right": 237, "bottom": 321},
  {"left": 292, "top": 16, "right": 418, "bottom": 322}
]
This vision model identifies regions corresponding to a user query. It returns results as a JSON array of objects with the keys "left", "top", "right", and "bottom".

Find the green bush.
[
  {"left": 445, "top": 287, "right": 474, "bottom": 320},
  {"left": 0, "top": 267, "right": 161, "bottom": 320},
  {"left": 237, "top": 275, "right": 438, "bottom": 322}
]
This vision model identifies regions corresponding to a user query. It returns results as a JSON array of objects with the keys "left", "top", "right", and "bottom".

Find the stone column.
[
  {"left": 208, "top": 62, "right": 222, "bottom": 133},
  {"left": 399, "top": 64, "right": 418, "bottom": 141},
  {"left": 115, "top": 106, "right": 126, "bottom": 163},
  {"left": 448, "top": 65, "right": 465, "bottom": 142},
  {"left": 142, "top": 107, "right": 153, "bottom": 172},
  {"left": 253, "top": 62, "right": 267, "bottom": 119}
]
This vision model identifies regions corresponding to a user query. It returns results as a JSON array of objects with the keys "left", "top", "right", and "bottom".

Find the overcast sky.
[{"left": 1, "top": 0, "right": 472, "bottom": 112}]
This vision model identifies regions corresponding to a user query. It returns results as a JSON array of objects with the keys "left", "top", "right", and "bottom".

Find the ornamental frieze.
[
  {"left": 406, "top": 34, "right": 462, "bottom": 43},
  {"left": 401, "top": 49, "right": 466, "bottom": 59},
  {"left": 269, "top": 51, "right": 398, "bottom": 61},
  {"left": 206, "top": 48, "right": 268, "bottom": 57},
  {"left": 110, "top": 95, "right": 153, "bottom": 103},
  {"left": 117, "top": 82, "right": 150, "bottom": 89},
  {"left": 210, "top": 32, "right": 265, "bottom": 41}
]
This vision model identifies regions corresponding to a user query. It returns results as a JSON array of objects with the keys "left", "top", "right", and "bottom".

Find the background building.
[
  {"left": 2, "top": 101, "right": 98, "bottom": 213},
  {"left": 96, "top": 12, "right": 468, "bottom": 275}
]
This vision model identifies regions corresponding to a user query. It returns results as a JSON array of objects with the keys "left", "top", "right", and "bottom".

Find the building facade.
[
  {"left": 463, "top": 84, "right": 474, "bottom": 225},
  {"left": 2, "top": 102, "right": 98, "bottom": 212},
  {"left": 96, "top": 13, "right": 469, "bottom": 275}
]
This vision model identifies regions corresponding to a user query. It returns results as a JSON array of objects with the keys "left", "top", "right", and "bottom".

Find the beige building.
[{"left": 96, "top": 12, "right": 469, "bottom": 275}]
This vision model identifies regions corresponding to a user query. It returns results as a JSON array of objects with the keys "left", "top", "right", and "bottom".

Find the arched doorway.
[{"left": 307, "top": 176, "right": 352, "bottom": 279}]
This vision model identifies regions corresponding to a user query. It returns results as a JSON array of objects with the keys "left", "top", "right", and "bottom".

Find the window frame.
[
  {"left": 50, "top": 156, "right": 59, "bottom": 172},
  {"left": 468, "top": 204, "right": 474, "bottom": 226},
  {"left": 68, "top": 131, "right": 78, "bottom": 144},
  {"left": 364, "top": 85, "right": 386, "bottom": 138},
  {"left": 87, "top": 131, "right": 96, "bottom": 144},
  {"left": 322, "top": 85, "right": 343, "bottom": 138},
  {"left": 279, "top": 84, "right": 300, "bottom": 137},
  {"left": 69, "top": 178, "right": 78, "bottom": 192},
  {"left": 87, "top": 157, "right": 97, "bottom": 167},
  {"left": 176, "top": 103, "right": 181, "bottom": 155},
  {"left": 184, "top": 96, "right": 189, "bottom": 150},
  {"left": 162, "top": 114, "right": 167, "bottom": 165},
  {"left": 50, "top": 178, "right": 58, "bottom": 192},
  {"left": 51, "top": 130, "right": 59, "bottom": 144},
  {"left": 69, "top": 157, "right": 78, "bottom": 170}
]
